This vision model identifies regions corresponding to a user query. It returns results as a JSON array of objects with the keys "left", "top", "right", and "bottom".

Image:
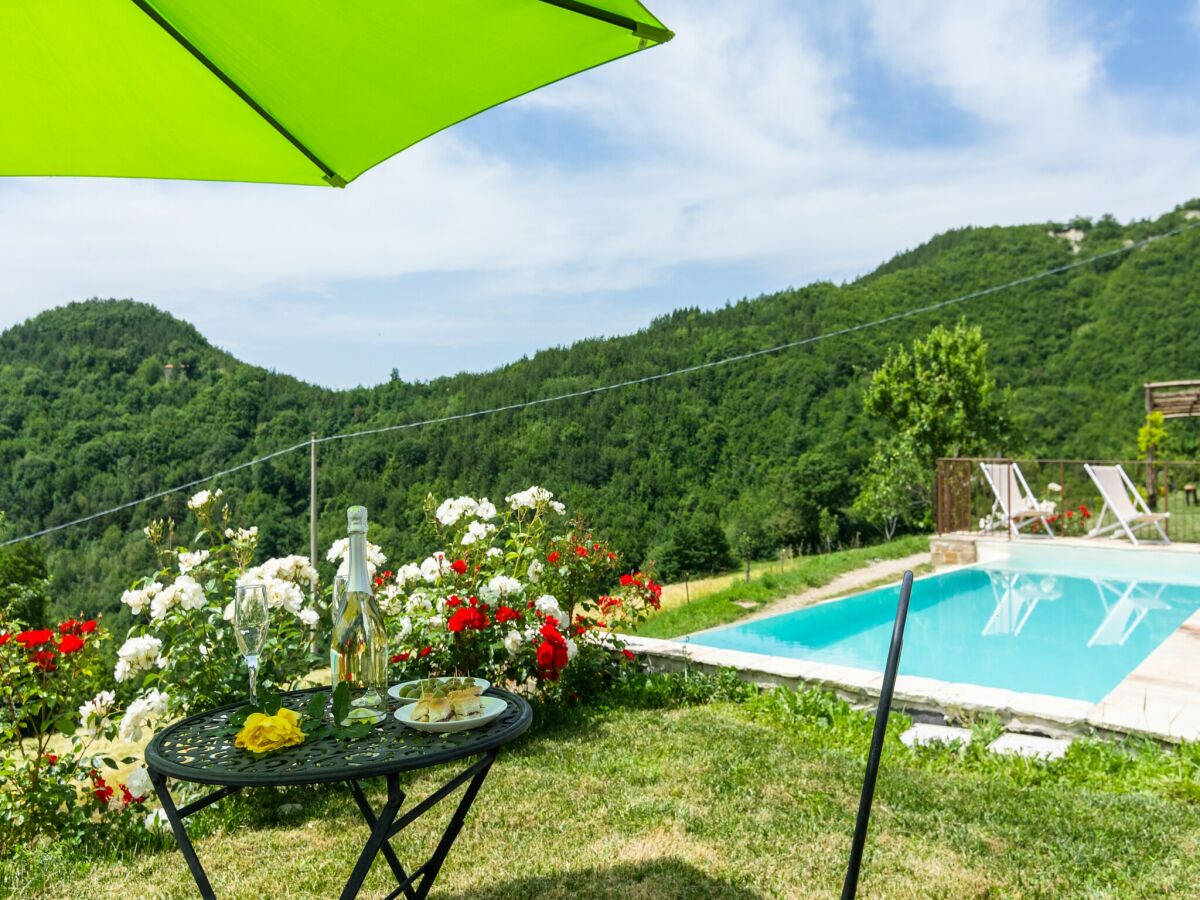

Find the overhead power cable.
[{"left": 4, "top": 217, "right": 1198, "bottom": 547}]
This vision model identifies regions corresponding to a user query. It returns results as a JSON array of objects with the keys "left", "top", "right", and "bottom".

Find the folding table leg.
[
  {"left": 150, "top": 770, "right": 216, "bottom": 900},
  {"left": 412, "top": 755, "right": 494, "bottom": 900},
  {"left": 349, "top": 779, "right": 412, "bottom": 895},
  {"left": 340, "top": 772, "right": 404, "bottom": 900}
]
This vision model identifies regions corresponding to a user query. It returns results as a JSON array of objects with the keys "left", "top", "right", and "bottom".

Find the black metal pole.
[{"left": 841, "top": 570, "right": 913, "bottom": 900}]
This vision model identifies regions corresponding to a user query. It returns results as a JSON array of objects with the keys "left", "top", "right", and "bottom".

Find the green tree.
[
  {"left": 0, "top": 514, "right": 51, "bottom": 625},
  {"left": 860, "top": 320, "right": 1010, "bottom": 527},
  {"left": 851, "top": 436, "right": 926, "bottom": 540},
  {"left": 1137, "top": 410, "right": 1169, "bottom": 510},
  {"left": 863, "top": 319, "right": 1009, "bottom": 468},
  {"left": 648, "top": 513, "right": 731, "bottom": 583},
  {"left": 775, "top": 451, "right": 850, "bottom": 551},
  {"left": 817, "top": 507, "right": 839, "bottom": 554},
  {"left": 727, "top": 514, "right": 769, "bottom": 582}
]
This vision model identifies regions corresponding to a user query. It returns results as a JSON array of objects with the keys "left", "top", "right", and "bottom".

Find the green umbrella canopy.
[{"left": 3, "top": 0, "right": 671, "bottom": 187}]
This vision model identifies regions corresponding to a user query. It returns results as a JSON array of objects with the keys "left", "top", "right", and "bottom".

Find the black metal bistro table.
[{"left": 145, "top": 687, "right": 532, "bottom": 900}]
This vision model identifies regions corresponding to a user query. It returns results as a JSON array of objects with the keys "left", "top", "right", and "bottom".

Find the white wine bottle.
[{"left": 330, "top": 506, "right": 388, "bottom": 723}]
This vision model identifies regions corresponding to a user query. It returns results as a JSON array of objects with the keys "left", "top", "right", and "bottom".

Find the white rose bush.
[{"left": 120, "top": 489, "right": 321, "bottom": 718}]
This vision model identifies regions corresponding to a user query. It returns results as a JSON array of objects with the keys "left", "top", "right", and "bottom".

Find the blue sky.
[{"left": 1, "top": 0, "right": 1198, "bottom": 388}]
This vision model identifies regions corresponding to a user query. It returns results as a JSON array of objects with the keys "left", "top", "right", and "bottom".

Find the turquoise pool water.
[{"left": 686, "top": 566, "right": 1200, "bottom": 702}]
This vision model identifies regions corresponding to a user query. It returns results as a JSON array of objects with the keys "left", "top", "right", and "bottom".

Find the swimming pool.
[{"left": 686, "top": 562, "right": 1200, "bottom": 703}]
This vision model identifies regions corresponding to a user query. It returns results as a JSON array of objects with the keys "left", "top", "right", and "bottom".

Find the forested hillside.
[{"left": 2, "top": 201, "right": 1199, "bottom": 618}]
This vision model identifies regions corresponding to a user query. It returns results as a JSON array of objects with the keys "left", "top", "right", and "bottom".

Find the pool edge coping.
[{"left": 623, "top": 634, "right": 1103, "bottom": 739}]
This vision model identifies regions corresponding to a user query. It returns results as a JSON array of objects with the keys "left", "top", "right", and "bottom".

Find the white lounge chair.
[
  {"left": 1084, "top": 464, "right": 1170, "bottom": 544},
  {"left": 1087, "top": 579, "right": 1168, "bottom": 647},
  {"left": 979, "top": 462, "right": 1055, "bottom": 538}
]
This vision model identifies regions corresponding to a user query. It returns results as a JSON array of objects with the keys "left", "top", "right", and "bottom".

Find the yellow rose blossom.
[{"left": 234, "top": 707, "right": 305, "bottom": 753}]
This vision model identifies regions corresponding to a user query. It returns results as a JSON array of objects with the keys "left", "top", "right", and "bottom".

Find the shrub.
[
  {"left": 0, "top": 618, "right": 151, "bottom": 853},
  {"left": 374, "top": 487, "right": 662, "bottom": 699},
  {"left": 115, "top": 488, "right": 322, "bottom": 722}
]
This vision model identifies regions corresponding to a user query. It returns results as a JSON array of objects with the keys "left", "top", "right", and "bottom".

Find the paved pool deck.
[
  {"left": 1087, "top": 604, "right": 1200, "bottom": 741},
  {"left": 627, "top": 537, "right": 1200, "bottom": 743}
]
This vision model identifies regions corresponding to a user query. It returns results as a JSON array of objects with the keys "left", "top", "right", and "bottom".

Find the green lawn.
[
  {"left": 7, "top": 673, "right": 1199, "bottom": 899},
  {"left": 633, "top": 535, "right": 930, "bottom": 639}
]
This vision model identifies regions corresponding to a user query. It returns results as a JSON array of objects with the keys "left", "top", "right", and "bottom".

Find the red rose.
[
  {"left": 457, "top": 607, "right": 489, "bottom": 631},
  {"left": 58, "top": 619, "right": 79, "bottom": 635},
  {"left": 33, "top": 650, "right": 57, "bottom": 671},
  {"left": 419, "top": 646, "right": 432, "bottom": 658},
  {"left": 375, "top": 576, "right": 384, "bottom": 587},
  {"left": 1080, "top": 504, "right": 1091, "bottom": 518},
  {"left": 447, "top": 595, "right": 462, "bottom": 608},
  {"left": 547, "top": 551, "right": 560, "bottom": 564},
  {"left": 450, "top": 559, "right": 468, "bottom": 575},
  {"left": 607, "top": 551, "right": 617, "bottom": 560},
  {"left": 592, "top": 542, "right": 601, "bottom": 551},
  {"left": 447, "top": 607, "right": 473, "bottom": 633},
  {"left": 536, "top": 641, "right": 556, "bottom": 669},
  {"left": 574, "top": 546, "right": 589, "bottom": 557},
  {"left": 58, "top": 634, "right": 85, "bottom": 654},
  {"left": 121, "top": 785, "right": 141, "bottom": 805},
  {"left": 390, "top": 652, "right": 410, "bottom": 664},
  {"left": 496, "top": 605, "right": 521, "bottom": 624},
  {"left": 622, "top": 649, "right": 636, "bottom": 661},
  {"left": 46, "top": 754, "right": 58, "bottom": 765},
  {"left": 553, "top": 645, "right": 569, "bottom": 668},
  {"left": 539, "top": 621, "right": 566, "bottom": 648},
  {"left": 383, "top": 570, "right": 392, "bottom": 579},
  {"left": 0, "top": 634, "right": 9, "bottom": 646},
  {"left": 468, "top": 595, "right": 478, "bottom": 607},
  {"left": 93, "top": 779, "right": 113, "bottom": 803},
  {"left": 16, "top": 629, "right": 53, "bottom": 648},
  {"left": 80, "top": 620, "right": 97, "bottom": 634},
  {"left": 619, "top": 574, "right": 634, "bottom": 587}
]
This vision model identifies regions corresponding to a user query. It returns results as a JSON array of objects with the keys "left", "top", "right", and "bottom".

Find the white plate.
[
  {"left": 387, "top": 676, "right": 490, "bottom": 701},
  {"left": 393, "top": 695, "right": 507, "bottom": 733}
]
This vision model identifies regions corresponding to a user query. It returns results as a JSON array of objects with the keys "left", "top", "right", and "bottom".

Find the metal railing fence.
[{"left": 935, "top": 457, "right": 1200, "bottom": 542}]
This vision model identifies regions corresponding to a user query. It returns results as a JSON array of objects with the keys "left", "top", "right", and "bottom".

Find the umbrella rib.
[
  {"left": 536, "top": 0, "right": 674, "bottom": 44},
  {"left": 127, "top": 0, "right": 346, "bottom": 187}
]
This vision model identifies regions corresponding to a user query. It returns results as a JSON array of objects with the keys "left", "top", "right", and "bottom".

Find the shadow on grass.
[{"left": 437, "top": 858, "right": 765, "bottom": 900}]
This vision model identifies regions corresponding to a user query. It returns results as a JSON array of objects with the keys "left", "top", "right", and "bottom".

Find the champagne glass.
[{"left": 234, "top": 583, "right": 269, "bottom": 705}]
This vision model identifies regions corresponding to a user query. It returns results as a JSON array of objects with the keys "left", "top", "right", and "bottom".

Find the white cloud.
[
  {"left": 1, "top": 1, "right": 1198, "bottom": 386},
  {"left": 862, "top": 1, "right": 1103, "bottom": 137}
]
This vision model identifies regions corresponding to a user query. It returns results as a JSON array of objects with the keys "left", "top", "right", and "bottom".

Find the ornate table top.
[{"left": 145, "top": 686, "right": 532, "bottom": 787}]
